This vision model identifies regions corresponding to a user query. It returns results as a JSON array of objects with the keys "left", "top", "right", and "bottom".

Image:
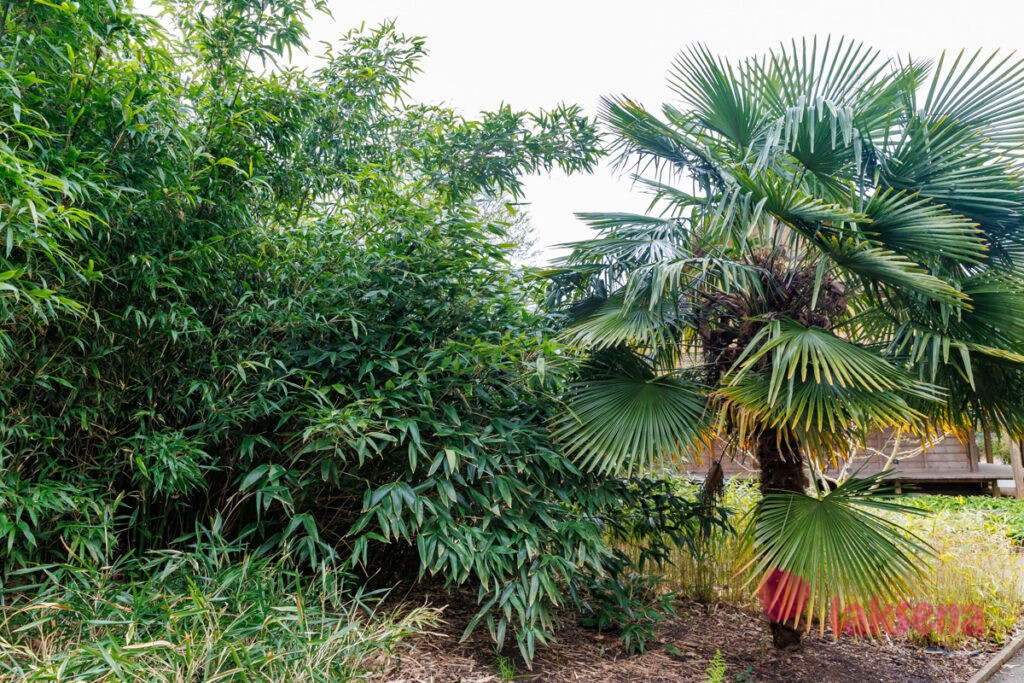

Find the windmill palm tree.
[{"left": 547, "top": 38, "right": 1024, "bottom": 648}]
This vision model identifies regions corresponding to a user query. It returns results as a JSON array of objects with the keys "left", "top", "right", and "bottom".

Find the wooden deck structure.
[{"left": 684, "top": 429, "right": 1016, "bottom": 494}]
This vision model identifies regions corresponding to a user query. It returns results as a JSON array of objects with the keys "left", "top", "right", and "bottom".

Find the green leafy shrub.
[
  {"left": 571, "top": 477, "right": 732, "bottom": 653},
  {"left": 0, "top": 0, "right": 718, "bottom": 663},
  {"left": 0, "top": 476, "right": 122, "bottom": 576}
]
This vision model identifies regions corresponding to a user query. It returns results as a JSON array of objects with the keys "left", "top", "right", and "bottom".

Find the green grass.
[
  {"left": 0, "top": 538, "right": 438, "bottom": 682},
  {"left": 495, "top": 654, "right": 516, "bottom": 680}
]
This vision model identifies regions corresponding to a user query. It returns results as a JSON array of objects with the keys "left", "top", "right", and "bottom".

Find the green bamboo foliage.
[{"left": 1, "top": 0, "right": 686, "bottom": 664}]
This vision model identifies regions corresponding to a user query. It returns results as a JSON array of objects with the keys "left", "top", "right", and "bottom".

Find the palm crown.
[{"left": 546, "top": 38, "right": 1024, "bottom": 646}]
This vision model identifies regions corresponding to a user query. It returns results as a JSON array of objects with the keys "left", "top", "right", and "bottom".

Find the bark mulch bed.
[{"left": 377, "top": 590, "right": 1017, "bottom": 682}]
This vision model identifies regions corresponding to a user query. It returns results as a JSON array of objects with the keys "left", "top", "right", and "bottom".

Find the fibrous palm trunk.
[{"left": 756, "top": 427, "right": 809, "bottom": 649}]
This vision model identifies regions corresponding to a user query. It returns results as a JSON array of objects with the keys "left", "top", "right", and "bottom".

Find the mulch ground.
[{"left": 375, "top": 589, "right": 1019, "bottom": 683}]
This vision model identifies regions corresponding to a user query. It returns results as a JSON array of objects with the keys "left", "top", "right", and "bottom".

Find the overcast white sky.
[{"left": 148, "top": 0, "right": 1024, "bottom": 261}]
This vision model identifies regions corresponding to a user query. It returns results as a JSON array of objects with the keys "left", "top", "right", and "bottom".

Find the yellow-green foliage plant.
[
  {"left": 660, "top": 478, "right": 760, "bottom": 607},
  {"left": 898, "top": 506, "right": 1024, "bottom": 646},
  {"left": 656, "top": 481, "right": 1024, "bottom": 649}
]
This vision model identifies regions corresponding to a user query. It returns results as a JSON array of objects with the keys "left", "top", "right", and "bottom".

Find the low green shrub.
[
  {"left": 572, "top": 478, "right": 731, "bottom": 654},
  {"left": 0, "top": 0, "right": 628, "bottom": 663}
]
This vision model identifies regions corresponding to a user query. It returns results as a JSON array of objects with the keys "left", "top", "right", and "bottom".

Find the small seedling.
[
  {"left": 735, "top": 665, "right": 756, "bottom": 683},
  {"left": 494, "top": 655, "right": 515, "bottom": 681}
]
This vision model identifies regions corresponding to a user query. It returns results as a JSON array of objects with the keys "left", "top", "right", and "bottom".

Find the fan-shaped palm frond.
[
  {"left": 825, "top": 239, "right": 968, "bottom": 305},
  {"left": 881, "top": 119, "right": 1023, "bottom": 236},
  {"left": 888, "top": 323, "right": 1024, "bottom": 385},
  {"left": 858, "top": 190, "right": 986, "bottom": 266},
  {"left": 921, "top": 49, "right": 1024, "bottom": 151},
  {"left": 552, "top": 373, "right": 711, "bottom": 476},
  {"left": 720, "top": 375, "right": 935, "bottom": 449},
  {"left": 560, "top": 294, "right": 689, "bottom": 353},
  {"left": 957, "top": 273, "right": 1024, "bottom": 346},
  {"left": 718, "top": 321, "right": 941, "bottom": 447},
  {"left": 729, "top": 320, "right": 935, "bottom": 402},
  {"left": 600, "top": 96, "right": 730, "bottom": 185},
  {"left": 744, "top": 473, "right": 933, "bottom": 634},
  {"left": 759, "top": 36, "right": 892, "bottom": 109},
  {"left": 667, "top": 44, "right": 766, "bottom": 151},
  {"left": 634, "top": 254, "right": 766, "bottom": 308}
]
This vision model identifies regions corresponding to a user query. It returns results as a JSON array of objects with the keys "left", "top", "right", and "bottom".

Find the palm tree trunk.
[
  {"left": 756, "top": 427, "right": 809, "bottom": 650},
  {"left": 757, "top": 428, "right": 809, "bottom": 495}
]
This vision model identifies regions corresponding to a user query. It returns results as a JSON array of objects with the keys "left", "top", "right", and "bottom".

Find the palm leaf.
[
  {"left": 552, "top": 373, "right": 711, "bottom": 476},
  {"left": 891, "top": 326, "right": 1024, "bottom": 387},
  {"left": 600, "top": 96, "right": 728, "bottom": 183},
  {"left": 825, "top": 239, "right": 968, "bottom": 305},
  {"left": 881, "top": 117, "right": 1023, "bottom": 230},
  {"left": 958, "top": 273, "right": 1024, "bottom": 347},
  {"left": 719, "top": 372, "right": 934, "bottom": 450},
  {"left": 574, "top": 212, "right": 689, "bottom": 238},
  {"left": 630, "top": 176, "right": 710, "bottom": 215},
  {"left": 564, "top": 213, "right": 687, "bottom": 270},
  {"left": 560, "top": 294, "right": 689, "bottom": 352},
  {"left": 721, "top": 321, "right": 940, "bottom": 447},
  {"left": 859, "top": 189, "right": 986, "bottom": 266},
  {"left": 930, "top": 357, "right": 1024, "bottom": 436},
  {"left": 922, "top": 49, "right": 1024, "bottom": 150},
  {"left": 742, "top": 473, "right": 934, "bottom": 635},
  {"left": 636, "top": 254, "right": 766, "bottom": 307},
  {"left": 667, "top": 44, "right": 765, "bottom": 150},
  {"left": 758, "top": 36, "right": 891, "bottom": 110},
  {"left": 728, "top": 320, "right": 931, "bottom": 403}
]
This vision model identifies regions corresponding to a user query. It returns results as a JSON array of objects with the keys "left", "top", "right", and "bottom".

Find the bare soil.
[{"left": 377, "top": 590, "right": 1019, "bottom": 683}]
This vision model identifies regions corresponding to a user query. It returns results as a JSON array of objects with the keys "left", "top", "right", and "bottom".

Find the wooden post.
[
  {"left": 983, "top": 429, "right": 994, "bottom": 464},
  {"left": 1010, "top": 439, "right": 1024, "bottom": 500},
  {"left": 967, "top": 431, "right": 980, "bottom": 472}
]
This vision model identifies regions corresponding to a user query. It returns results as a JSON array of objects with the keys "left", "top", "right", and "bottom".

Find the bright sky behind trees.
[{"left": 146, "top": 0, "right": 1024, "bottom": 259}]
